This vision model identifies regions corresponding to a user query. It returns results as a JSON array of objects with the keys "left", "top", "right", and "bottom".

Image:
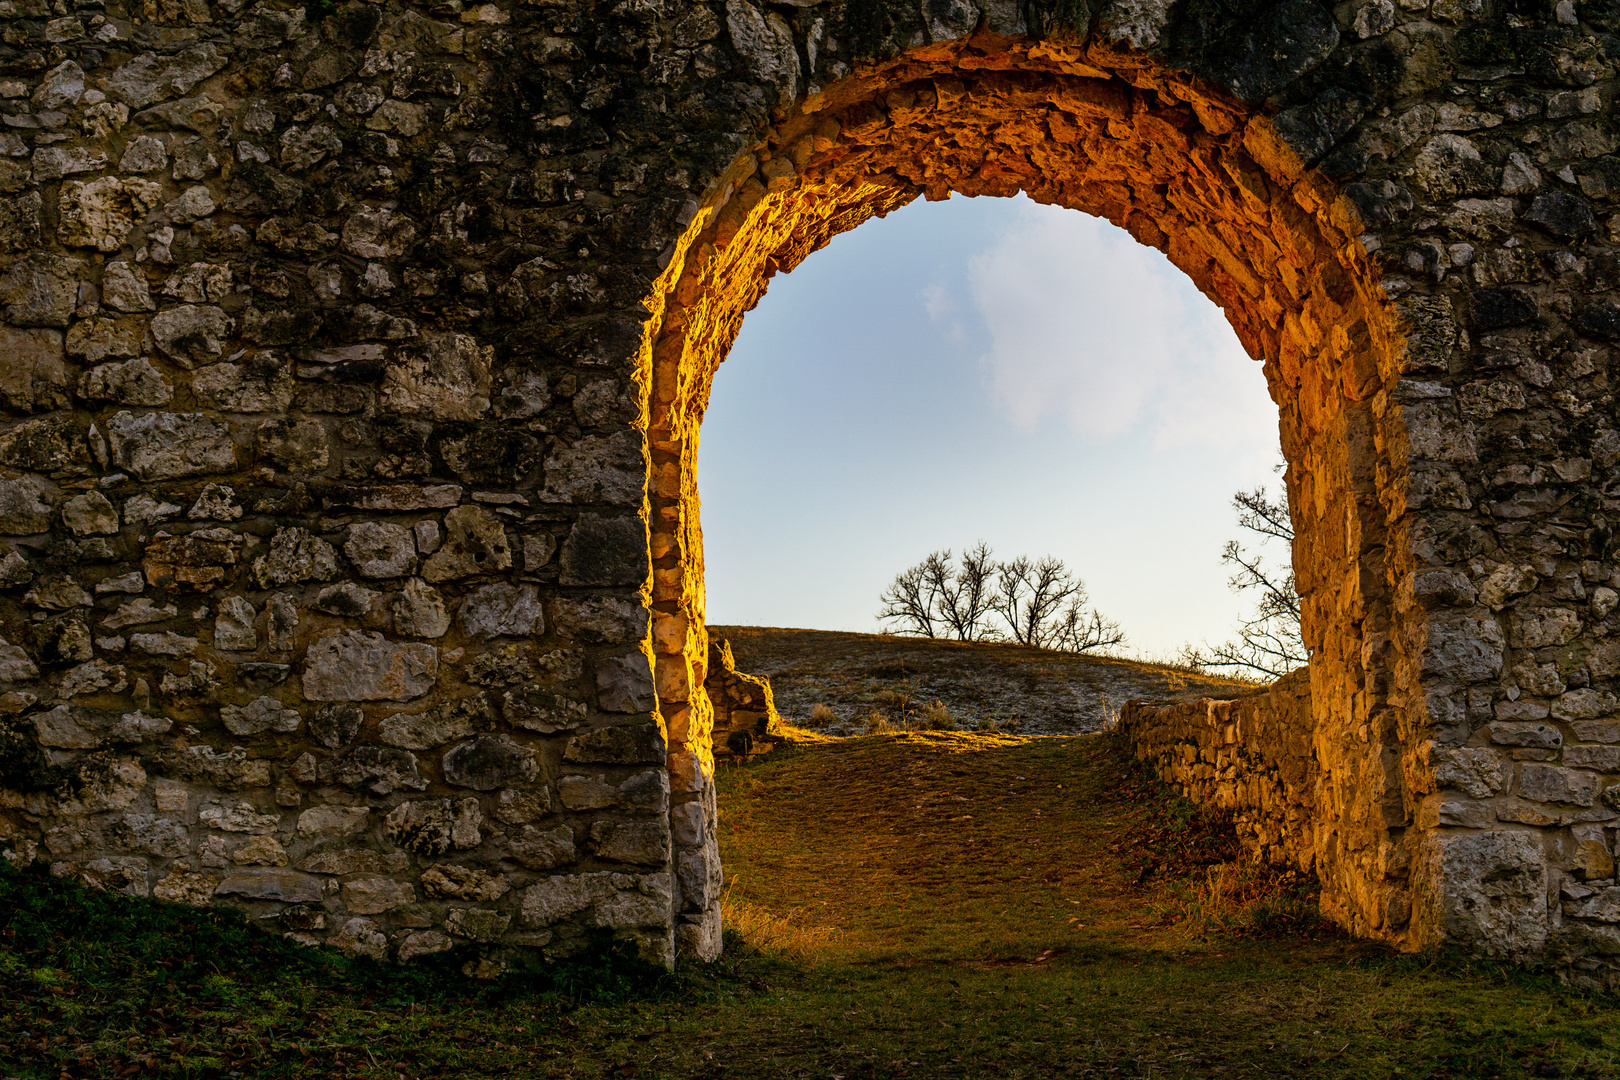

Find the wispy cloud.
[{"left": 966, "top": 203, "right": 1277, "bottom": 465}]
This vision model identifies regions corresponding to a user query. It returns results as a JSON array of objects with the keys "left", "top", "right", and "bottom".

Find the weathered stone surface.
[
  {"left": 383, "top": 798, "right": 480, "bottom": 855},
  {"left": 542, "top": 434, "right": 644, "bottom": 507},
  {"left": 330, "top": 918, "right": 388, "bottom": 960},
  {"left": 255, "top": 416, "right": 329, "bottom": 471},
  {"left": 342, "top": 876, "right": 415, "bottom": 915},
  {"left": 78, "top": 358, "right": 173, "bottom": 406},
  {"left": 253, "top": 528, "right": 338, "bottom": 587},
  {"left": 107, "top": 411, "right": 236, "bottom": 480},
  {"left": 344, "top": 522, "right": 415, "bottom": 578},
  {"left": 1521, "top": 765, "right": 1599, "bottom": 807},
  {"left": 0, "top": 474, "right": 55, "bottom": 534},
  {"left": 458, "top": 583, "right": 544, "bottom": 639},
  {"left": 313, "top": 582, "right": 378, "bottom": 616},
  {"left": 594, "top": 655, "right": 657, "bottom": 714},
  {"left": 520, "top": 871, "right": 673, "bottom": 930},
  {"left": 214, "top": 595, "right": 258, "bottom": 651},
  {"left": 0, "top": 328, "right": 68, "bottom": 412},
  {"left": 392, "top": 578, "right": 450, "bottom": 638},
  {"left": 150, "top": 305, "right": 231, "bottom": 367},
  {"left": 61, "top": 491, "right": 118, "bottom": 536},
  {"left": 107, "top": 43, "right": 228, "bottom": 108},
  {"left": 294, "top": 806, "right": 371, "bottom": 840},
  {"left": 309, "top": 703, "right": 363, "bottom": 750},
  {"left": 559, "top": 514, "right": 646, "bottom": 587},
  {"left": 592, "top": 820, "right": 670, "bottom": 866},
  {"left": 397, "top": 931, "right": 454, "bottom": 962},
  {"left": 564, "top": 720, "right": 665, "bottom": 764},
  {"left": 298, "top": 849, "right": 410, "bottom": 875},
  {"left": 442, "top": 736, "right": 540, "bottom": 791},
  {"left": 0, "top": 254, "right": 79, "bottom": 328},
  {"left": 381, "top": 332, "right": 492, "bottom": 421},
  {"left": 302, "top": 631, "right": 438, "bottom": 702},
  {"left": 143, "top": 529, "right": 241, "bottom": 592},
  {"left": 152, "top": 870, "right": 217, "bottom": 907},
  {"left": 378, "top": 705, "right": 474, "bottom": 750},
  {"left": 444, "top": 907, "right": 510, "bottom": 942},
  {"left": 231, "top": 836, "right": 289, "bottom": 866},
  {"left": 328, "top": 746, "right": 425, "bottom": 795},
  {"left": 421, "top": 864, "right": 509, "bottom": 901},
  {"left": 57, "top": 178, "right": 163, "bottom": 251},
  {"left": 199, "top": 801, "right": 280, "bottom": 834},
  {"left": 421, "top": 506, "right": 510, "bottom": 582},
  {"left": 1411, "top": 831, "right": 1547, "bottom": 957},
  {"left": 222, "top": 697, "right": 302, "bottom": 737}
]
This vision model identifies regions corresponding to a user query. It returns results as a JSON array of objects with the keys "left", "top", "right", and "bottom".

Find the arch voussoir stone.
[{"left": 0, "top": 0, "right": 1614, "bottom": 983}]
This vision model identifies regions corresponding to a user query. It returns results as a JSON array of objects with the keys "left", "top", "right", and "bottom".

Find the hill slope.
[{"left": 712, "top": 625, "right": 1257, "bottom": 736}]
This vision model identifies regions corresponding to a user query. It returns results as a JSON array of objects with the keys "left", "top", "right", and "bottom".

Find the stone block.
[
  {"left": 1520, "top": 764, "right": 1599, "bottom": 807},
  {"left": 215, "top": 870, "right": 325, "bottom": 904},
  {"left": 302, "top": 630, "right": 438, "bottom": 701}
]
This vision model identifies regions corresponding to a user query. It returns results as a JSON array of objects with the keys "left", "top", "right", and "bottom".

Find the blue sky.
[{"left": 695, "top": 194, "right": 1285, "bottom": 658}]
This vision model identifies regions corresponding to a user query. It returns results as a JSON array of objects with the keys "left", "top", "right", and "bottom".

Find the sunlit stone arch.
[{"left": 638, "top": 36, "right": 1418, "bottom": 958}]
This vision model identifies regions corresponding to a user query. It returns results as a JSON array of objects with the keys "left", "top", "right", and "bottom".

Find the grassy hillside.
[
  {"left": 712, "top": 625, "right": 1255, "bottom": 735},
  {"left": 2, "top": 633, "right": 1616, "bottom": 1079}
]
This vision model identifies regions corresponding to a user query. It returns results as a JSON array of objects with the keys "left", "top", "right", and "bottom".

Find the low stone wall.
[
  {"left": 703, "top": 639, "right": 781, "bottom": 759},
  {"left": 1118, "top": 670, "right": 1316, "bottom": 871}
]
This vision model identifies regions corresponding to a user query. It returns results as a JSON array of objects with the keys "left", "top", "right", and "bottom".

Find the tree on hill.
[
  {"left": 1182, "top": 482, "right": 1307, "bottom": 679},
  {"left": 878, "top": 543, "right": 1123, "bottom": 653}
]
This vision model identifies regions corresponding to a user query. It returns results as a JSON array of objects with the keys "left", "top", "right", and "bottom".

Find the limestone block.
[
  {"left": 445, "top": 907, "right": 510, "bottom": 942},
  {"left": 150, "top": 305, "right": 231, "bottom": 367},
  {"left": 457, "top": 582, "right": 544, "bottom": 639},
  {"left": 256, "top": 416, "right": 330, "bottom": 471},
  {"left": 420, "top": 506, "right": 510, "bottom": 582},
  {"left": 341, "top": 877, "right": 415, "bottom": 915},
  {"left": 297, "top": 849, "right": 410, "bottom": 875},
  {"left": 294, "top": 805, "right": 371, "bottom": 840},
  {"left": 253, "top": 528, "right": 338, "bottom": 587},
  {"left": 421, "top": 864, "right": 509, "bottom": 900},
  {"left": 327, "top": 746, "right": 425, "bottom": 795},
  {"left": 221, "top": 697, "right": 302, "bottom": 737},
  {"left": 214, "top": 595, "right": 257, "bottom": 651},
  {"left": 344, "top": 522, "right": 416, "bottom": 578},
  {"left": 0, "top": 474, "right": 56, "bottom": 534},
  {"left": 380, "top": 332, "right": 491, "bottom": 421},
  {"left": 107, "top": 411, "right": 235, "bottom": 480},
  {"left": 397, "top": 931, "right": 453, "bottom": 962},
  {"left": 199, "top": 802, "right": 280, "bottom": 834},
  {"left": 310, "top": 703, "right": 363, "bottom": 749},
  {"left": 1520, "top": 764, "right": 1598, "bottom": 807},
  {"left": 1489, "top": 721, "right": 1562, "bottom": 748},
  {"left": 313, "top": 582, "right": 378, "bottom": 616},
  {"left": 542, "top": 433, "right": 645, "bottom": 507},
  {"left": 0, "top": 327, "right": 69, "bottom": 413},
  {"left": 107, "top": 43, "right": 228, "bottom": 108},
  {"left": 593, "top": 654, "right": 656, "bottom": 714},
  {"left": 509, "top": 824, "right": 577, "bottom": 870},
  {"left": 442, "top": 736, "right": 540, "bottom": 791},
  {"left": 592, "top": 819, "right": 671, "bottom": 866},
  {"left": 393, "top": 578, "right": 451, "bottom": 638},
  {"left": 152, "top": 870, "right": 216, "bottom": 907},
  {"left": 231, "top": 836, "right": 289, "bottom": 866},
  {"left": 57, "top": 178, "right": 163, "bottom": 251},
  {"left": 302, "top": 630, "right": 438, "bottom": 702},
  {"left": 330, "top": 918, "right": 388, "bottom": 960},
  {"left": 383, "top": 798, "right": 481, "bottom": 855}
]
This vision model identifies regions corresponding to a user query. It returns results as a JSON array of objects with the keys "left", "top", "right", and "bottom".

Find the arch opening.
[{"left": 635, "top": 39, "right": 1415, "bottom": 960}]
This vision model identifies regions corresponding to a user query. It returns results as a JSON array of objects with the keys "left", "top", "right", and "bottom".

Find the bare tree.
[
  {"left": 877, "top": 552, "right": 945, "bottom": 638},
  {"left": 994, "top": 556, "right": 1075, "bottom": 647},
  {"left": 1052, "top": 602, "right": 1127, "bottom": 654},
  {"left": 1183, "top": 483, "right": 1307, "bottom": 679},
  {"left": 935, "top": 541, "right": 998, "bottom": 641},
  {"left": 880, "top": 545, "right": 1123, "bottom": 653}
]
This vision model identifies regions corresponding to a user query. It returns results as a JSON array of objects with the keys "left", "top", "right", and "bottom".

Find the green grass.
[{"left": 4, "top": 732, "right": 1620, "bottom": 1078}]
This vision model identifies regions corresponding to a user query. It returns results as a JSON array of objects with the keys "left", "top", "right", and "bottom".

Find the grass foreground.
[{"left": 3, "top": 730, "right": 1619, "bottom": 1079}]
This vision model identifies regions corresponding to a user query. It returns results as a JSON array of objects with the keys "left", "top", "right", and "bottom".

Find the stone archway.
[
  {"left": 638, "top": 36, "right": 1417, "bottom": 959},
  {"left": 1, "top": 0, "right": 1614, "bottom": 978}
]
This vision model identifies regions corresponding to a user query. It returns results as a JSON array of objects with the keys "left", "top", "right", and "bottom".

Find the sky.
[{"left": 694, "top": 194, "right": 1286, "bottom": 659}]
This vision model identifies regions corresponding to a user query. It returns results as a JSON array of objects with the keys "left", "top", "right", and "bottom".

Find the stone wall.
[
  {"left": 1120, "top": 670, "right": 1316, "bottom": 870},
  {"left": 703, "top": 637, "right": 780, "bottom": 758},
  {"left": 0, "top": 0, "right": 1617, "bottom": 974}
]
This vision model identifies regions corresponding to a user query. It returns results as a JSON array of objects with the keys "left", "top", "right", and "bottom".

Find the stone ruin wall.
[
  {"left": 703, "top": 637, "right": 780, "bottom": 758},
  {"left": 0, "top": 0, "right": 1617, "bottom": 977},
  {"left": 1120, "top": 671, "right": 1317, "bottom": 871}
]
